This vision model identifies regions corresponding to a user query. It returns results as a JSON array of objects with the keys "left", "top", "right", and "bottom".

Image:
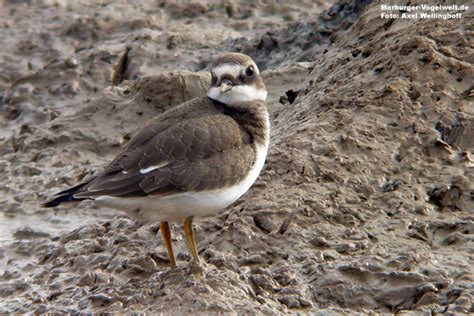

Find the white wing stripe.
[{"left": 139, "top": 161, "right": 169, "bottom": 174}]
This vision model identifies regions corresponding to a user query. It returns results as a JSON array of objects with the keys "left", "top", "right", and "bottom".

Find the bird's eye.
[{"left": 245, "top": 66, "right": 255, "bottom": 78}]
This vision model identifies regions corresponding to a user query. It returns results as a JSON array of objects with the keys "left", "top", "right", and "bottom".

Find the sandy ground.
[{"left": 0, "top": 0, "right": 473, "bottom": 313}]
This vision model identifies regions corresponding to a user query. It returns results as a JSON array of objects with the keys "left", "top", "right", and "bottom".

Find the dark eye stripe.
[
  {"left": 221, "top": 74, "right": 233, "bottom": 80},
  {"left": 219, "top": 74, "right": 246, "bottom": 86}
]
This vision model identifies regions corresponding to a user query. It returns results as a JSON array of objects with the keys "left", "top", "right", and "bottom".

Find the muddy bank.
[
  {"left": 0, "top": 0, "right": 331, "bottom": 253},
  {"left": 1, "top": 0, "right": 473, "bottom": 314}
]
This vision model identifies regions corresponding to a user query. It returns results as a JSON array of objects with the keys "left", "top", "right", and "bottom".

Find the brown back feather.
[{"left": 73, "top": 97, "right": 264, "bottom": 199}]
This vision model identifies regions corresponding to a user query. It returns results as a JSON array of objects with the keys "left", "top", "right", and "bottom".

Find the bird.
[{"left": 42, "top": 52, "right": 270, "bottom": 267}]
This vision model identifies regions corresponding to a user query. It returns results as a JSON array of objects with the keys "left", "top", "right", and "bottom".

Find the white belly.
[{"left": 94, "top": 141, "right": 268, "bottom": 222}]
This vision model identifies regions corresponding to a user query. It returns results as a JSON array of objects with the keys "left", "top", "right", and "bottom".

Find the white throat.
[{"left": 207, "top": 85, "right": 267, "bottom": 105}]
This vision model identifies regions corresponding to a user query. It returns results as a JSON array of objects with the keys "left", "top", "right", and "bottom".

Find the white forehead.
[{"left": 211, "top": 63, "right": 259, "bottom": 78}]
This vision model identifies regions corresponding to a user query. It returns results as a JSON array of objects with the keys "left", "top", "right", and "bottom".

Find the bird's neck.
[{"left": 211, "top": 98, "right": 270, "bottom": 147}]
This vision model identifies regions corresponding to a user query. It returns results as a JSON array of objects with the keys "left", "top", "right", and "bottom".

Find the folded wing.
[{"left": 43, "top": 99, "right": 255, "bottom": 207}]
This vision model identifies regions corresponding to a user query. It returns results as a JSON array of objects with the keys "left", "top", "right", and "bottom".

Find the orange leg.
[
  {"left": 160, "top": 222, "right": 176, "bottom": 267},
  {"left": 183, "top": 217, "right": 201, "bottom": 263}
]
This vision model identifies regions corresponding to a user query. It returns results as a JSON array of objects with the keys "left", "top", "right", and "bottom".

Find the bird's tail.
[{"left": 41, "top": 182, "right": 91, "bottom": 207}]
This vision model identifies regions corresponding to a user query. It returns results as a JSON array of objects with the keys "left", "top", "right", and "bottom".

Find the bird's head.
[{"left": 207, "top": 53, "right": 267, "bottom": 105}]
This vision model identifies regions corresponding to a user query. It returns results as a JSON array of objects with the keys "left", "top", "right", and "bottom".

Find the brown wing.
[{"left": 73, "top": 97, "right": 255, "bottom": 199}]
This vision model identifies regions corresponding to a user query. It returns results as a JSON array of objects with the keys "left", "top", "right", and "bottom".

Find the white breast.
[{"left": 95, "top": 139, "right": 269, "bottom": 223}]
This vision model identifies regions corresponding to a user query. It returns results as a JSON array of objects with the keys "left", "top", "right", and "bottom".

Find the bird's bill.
[{"left": 219, "top": 78, "right": 233, "bottom": 93}]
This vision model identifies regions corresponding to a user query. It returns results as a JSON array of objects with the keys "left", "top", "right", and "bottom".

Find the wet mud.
[{"left": 0, "top": 0, "right": 472, "bottom": 313}]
